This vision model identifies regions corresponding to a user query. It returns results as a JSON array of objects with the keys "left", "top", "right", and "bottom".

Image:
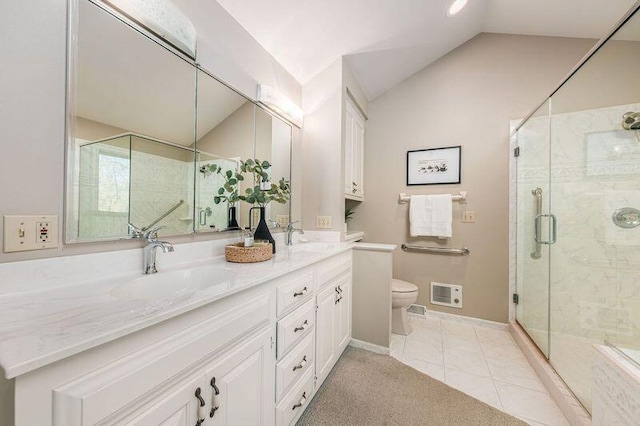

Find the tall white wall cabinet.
[{"left": 344, "top": 97, "right": 366, "bottom": 201}]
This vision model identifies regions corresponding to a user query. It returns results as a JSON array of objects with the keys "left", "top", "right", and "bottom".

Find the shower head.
[{"left": 622, "top": 112, "right": 640, "bottom": 130}]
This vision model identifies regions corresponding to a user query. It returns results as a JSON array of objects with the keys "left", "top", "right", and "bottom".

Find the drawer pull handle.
[
  {"left": 210, "top": 405, "right": 219, "bottom": 418},
  {"left": 294, "top": 320, "right": 308, "bottom": 332},
  {"left": 210, "top": 377, "right": 220, "bottom": 395},
  {"left": 195, "top": 387, "right": 205, "bottom": 406},
  {"left": 195, "top": 387, "right": 206, "bottom": 426},
  {"left": 292, "top": 392, "right": 307, "bottom": 410},
  {"left": 293, "top": 355, "right": 307, "bottom": 371},
  {"left": 210, "top": 377, "right": 220, "bottom": 417},
  {"left": 293, "top": 287, "right": 308, "bottom": 297}
]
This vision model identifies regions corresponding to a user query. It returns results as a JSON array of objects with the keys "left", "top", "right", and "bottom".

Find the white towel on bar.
[{"left": 409, "top": 194, "right": 452, "bottom": 238}]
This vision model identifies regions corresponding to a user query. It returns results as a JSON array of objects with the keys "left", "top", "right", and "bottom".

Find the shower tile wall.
[
  {"left": 79, "top": 147, "right": 194, "bottom": 237},
  {"left": 129, "top": 150, "right": 194, "bottom": 235}
]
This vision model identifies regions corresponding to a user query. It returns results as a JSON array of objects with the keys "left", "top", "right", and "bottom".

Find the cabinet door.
[
  {"left": 345, "top": 99, "right": 365, "bottom": 200},
  {"left": 352, "top": 109, "right": 365, "bottom": 199},
  {"left": 120, "top": 375, "right": 205, "bottom": 426},
  {"left": 205, "top": 327, "right": 275, "bottom": 426},
  {"left": 315, "top": 284, "right": 337, "bottom": 387},
  {"left": 344, "top": 106, "right": 354, "bottom": 196},
  {"left": 335, "top": 278, "right": 352, "bottom": 354}
]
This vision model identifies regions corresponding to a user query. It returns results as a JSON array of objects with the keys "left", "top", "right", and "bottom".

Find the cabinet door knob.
[
  {"left": 293, "top": 287, "right": 307, "bottom": 297},
  {"left": 292, "top": 355, "right": 307, "bottom": 371},
  {"left": 294, "top": 320, "right": 308, "bottom": 332},
  {"left": 292, "top": 392, "right": 307, "bottom": 410}
]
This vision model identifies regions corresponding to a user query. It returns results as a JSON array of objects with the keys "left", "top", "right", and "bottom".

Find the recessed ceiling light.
[{"left": 447, "top": 0, "right": 468, "bottom": 17}]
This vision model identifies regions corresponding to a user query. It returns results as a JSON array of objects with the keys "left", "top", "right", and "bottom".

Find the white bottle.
[{"left": 242, "top": 227, "right": 254, "bottom": 247}]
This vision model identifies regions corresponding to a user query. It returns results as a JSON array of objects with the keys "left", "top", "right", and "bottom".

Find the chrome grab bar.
[
  {"left": 142, "top": 199, "right": 185, "bottom": 231},
  {"left": 401, "top": 244, "right": 470, "bottom": 256},
  {"left": 531, "top": 188, "right": 543, "bottom": 259}
]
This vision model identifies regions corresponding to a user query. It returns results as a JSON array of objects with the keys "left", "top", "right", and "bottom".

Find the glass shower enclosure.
[{"left": 514, "top": 4, "right": 640, "bottom": 412}]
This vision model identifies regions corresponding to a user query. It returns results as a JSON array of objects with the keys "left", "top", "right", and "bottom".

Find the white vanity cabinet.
[
  {"left": 49, "top": 291, "right": 275, "bottom": 426},
  {"left": 344, "top": 97, "right": 365, "bottom": 201},
  {"left": 9, "top": 248, "right": 353, "bottom": 426},
  {"left": 314, "top": 255, "right": 352, "bottom": 388}
]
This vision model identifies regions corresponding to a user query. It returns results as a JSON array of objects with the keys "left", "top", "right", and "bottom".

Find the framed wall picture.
[{"left": 407, "top": 146, "right": 461, "bottom": 185}]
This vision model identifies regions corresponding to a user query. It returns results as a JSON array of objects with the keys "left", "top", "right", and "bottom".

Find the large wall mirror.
[
  {"left": 195, "top": 69, "right": 292, "bottom": 233},
  {"left": 66, "top": 0, "right": 292, "bottom": 243}
]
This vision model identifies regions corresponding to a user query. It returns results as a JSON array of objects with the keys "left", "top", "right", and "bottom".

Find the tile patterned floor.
[{"left": 391, "top": 315, "right": 570, "bottom": 426}]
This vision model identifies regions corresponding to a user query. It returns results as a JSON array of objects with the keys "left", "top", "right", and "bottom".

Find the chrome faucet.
[
  {"left": 285, "top": 221, "right": 304, "bottom": 246},
  {"left": 142, "top": 226, "right": 174, "bottom": 274}
]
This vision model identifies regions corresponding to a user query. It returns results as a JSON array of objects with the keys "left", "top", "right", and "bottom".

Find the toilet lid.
[{"left": 392, "top": 279, "right": 418, "bottom": 293}]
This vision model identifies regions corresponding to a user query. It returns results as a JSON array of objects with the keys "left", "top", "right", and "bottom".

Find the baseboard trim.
[
  {"left": 349, "top": 339, "right": 390, "bottom": 355},
  {"left": 414, "top": 310, "right": 508, "bottom": 331}
]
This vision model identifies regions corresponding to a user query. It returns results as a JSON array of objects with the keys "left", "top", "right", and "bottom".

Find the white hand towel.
[{"left": 409, "top": 194, "right": 452, "bottom": 238}]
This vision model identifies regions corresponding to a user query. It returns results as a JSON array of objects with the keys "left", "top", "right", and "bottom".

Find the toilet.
[{"left": 391, "top": 279, "right": 419, "bottom": 335}]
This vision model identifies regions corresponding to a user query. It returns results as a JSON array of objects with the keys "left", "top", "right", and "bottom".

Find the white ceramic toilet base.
[{"left": 392, "top": 307, "right": 413, "bottom": 335}]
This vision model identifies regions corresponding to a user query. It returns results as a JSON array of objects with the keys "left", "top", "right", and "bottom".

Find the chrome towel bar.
[
  {"left": 398, "top": 191, "right": 467, "bottom": 204},
  {"left": 401, "top": 244, "right": 470, "bottom": 256}
]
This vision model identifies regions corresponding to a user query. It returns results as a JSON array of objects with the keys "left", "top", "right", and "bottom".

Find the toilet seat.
[{"left": 392, "top": 279, "right": 418, "bottom": 293}]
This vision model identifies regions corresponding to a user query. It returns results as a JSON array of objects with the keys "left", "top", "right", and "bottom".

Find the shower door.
[
  {"left": 514, "top": 5, "right": 640, "bottom": 413},
  {"left": 515, "top": 100, "right": 552, "bottom": 357}
]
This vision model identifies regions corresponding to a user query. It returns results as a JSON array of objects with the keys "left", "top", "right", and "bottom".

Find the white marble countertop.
[{"left": 0, "top": 241, "right": 352, "bottom": 379}]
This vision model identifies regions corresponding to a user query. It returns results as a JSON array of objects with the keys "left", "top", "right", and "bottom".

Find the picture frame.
[{"left": 406, "top": 146, "right": 461, "bottom": 186}]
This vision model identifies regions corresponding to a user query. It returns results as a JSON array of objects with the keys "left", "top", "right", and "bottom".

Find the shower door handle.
[{"left": 534, "top": 214, "right": 557, "bottom": 245}]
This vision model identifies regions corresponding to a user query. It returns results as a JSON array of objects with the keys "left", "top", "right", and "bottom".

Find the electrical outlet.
[
  {"left": 316, "top": 215, "right": 332, "bottom": 229},
  {"left": 3, "top": 215, "right": 58, "bottom": 252},
  {"left": 462, "top": 211, "right": 476, "bottom": 223}
]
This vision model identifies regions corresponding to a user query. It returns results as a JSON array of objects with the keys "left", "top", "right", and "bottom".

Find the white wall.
[
  {"left": 350, "top": 33, "right": 594, "bottom": 323},
  {"left": 300, "top": 58, "right": 369, "bottom": 233},
  {"left": 0, "top": 0, "right": 301, "bottom": 263}
]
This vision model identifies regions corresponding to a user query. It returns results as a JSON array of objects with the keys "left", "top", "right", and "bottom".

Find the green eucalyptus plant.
[
  {"left": 203, "top": 159, "right": 290, "bottom": 207},
  {"left": 239, "top": 159, "right": 290, "bottom": 206},
  {"left": 201, "top": 163, "right": 244, "bottom": 205}
]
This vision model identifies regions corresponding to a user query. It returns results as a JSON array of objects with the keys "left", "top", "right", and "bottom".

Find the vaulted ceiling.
[{"left": 216, "top": 0, "right": 636, "bottom": 100}]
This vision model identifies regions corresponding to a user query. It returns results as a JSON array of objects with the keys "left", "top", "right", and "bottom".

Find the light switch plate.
[
  {"left": 3, "top": 215, "right": 58, "bottom": 252},
  {"left": 462, "top": 211, "right": 476, "bottom": 223}
]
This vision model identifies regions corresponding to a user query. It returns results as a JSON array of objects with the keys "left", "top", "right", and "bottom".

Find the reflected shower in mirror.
[{"left": 67, "top": 0, "right": 196, "bottom": 242}]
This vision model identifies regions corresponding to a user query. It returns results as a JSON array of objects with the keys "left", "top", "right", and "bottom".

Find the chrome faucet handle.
[
  {"left": 128, "top": 223, "right": 144, "bottom": 238},
  {"left": 143, "top": 225, "right": 166, "bottom": 241},
  {"left": 267, "top": 219, "right": 280, "bottom": 228},
  {"left": 286, "top": 220, "right": 299, "bottom": 231}
]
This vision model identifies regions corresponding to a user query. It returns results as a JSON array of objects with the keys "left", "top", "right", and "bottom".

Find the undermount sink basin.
[{"left": 110, "top": 265, "right": 233, "bottom": 306}]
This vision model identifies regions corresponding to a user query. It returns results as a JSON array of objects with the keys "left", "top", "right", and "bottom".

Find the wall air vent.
[{"left": 430, "top": 282, "right": 462, "bottom": 308}]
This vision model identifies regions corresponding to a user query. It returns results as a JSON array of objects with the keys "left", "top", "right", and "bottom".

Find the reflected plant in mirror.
[
  {"left": 200, "top": 162, "right": 244, "bottom": 230},
  {"left": 239, "top": 159, "right": 291, "bottom": 207}
]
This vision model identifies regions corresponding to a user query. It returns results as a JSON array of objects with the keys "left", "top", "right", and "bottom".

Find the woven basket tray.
[{"left": 225, "top": 242, "right": 273, "bottom": 263}]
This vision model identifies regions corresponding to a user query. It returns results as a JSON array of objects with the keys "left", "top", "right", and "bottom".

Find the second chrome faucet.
[{"left": 285, "top": 221, "right": 304, "bottom": 246}]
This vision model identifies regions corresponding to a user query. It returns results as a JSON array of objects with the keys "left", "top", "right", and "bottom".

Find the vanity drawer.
[
  {"left": 316, "top": 251, "right": 352, "bottom": 291},
  {"left": 277, "top": 299, "right": 315, "bottom": 359},
  {"left": 276, "top": 333, "right": 314, "bottom": 402},
  {"left": 276, "top": 368, "right": 314, "bottom": 426},
  {"left": 276, "top": 270, "right": 314, "bottom": 318}
]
